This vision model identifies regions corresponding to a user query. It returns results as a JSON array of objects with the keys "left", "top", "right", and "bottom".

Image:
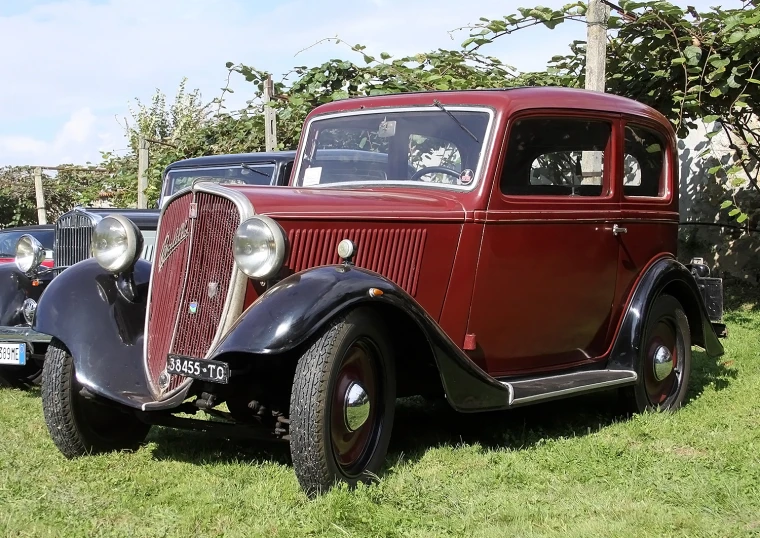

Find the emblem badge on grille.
[
  {"left": 189, "top": 301, "right": 199, "bottom": 314},
  {"left": 189, "top": 202, "right": 198, "bottom": 219},
  {"left": 208, "top": 282, "right": 219, "bottom": 299}
]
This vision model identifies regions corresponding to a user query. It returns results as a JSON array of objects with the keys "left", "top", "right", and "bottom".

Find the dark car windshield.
[
  {"left": 0, "top": 229, "right": 54, "bottom": 257},
  {"left": 294, "top": 107, "right": 492, "bottom": 189},
  {"left": 165, "top": 164, "right": 276, "bottom": 196}
]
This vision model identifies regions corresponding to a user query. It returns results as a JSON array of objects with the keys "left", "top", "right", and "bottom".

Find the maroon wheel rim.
[
  {"left": 329, "top": 337, "right": 383, "bottom": 476},
  {"left": 643, "top": 316, "right": 681, "bottom": 407}
]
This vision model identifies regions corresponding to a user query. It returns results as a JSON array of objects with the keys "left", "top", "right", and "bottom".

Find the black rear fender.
[{"left": 608, "top": 257, "right": 724, "bottom": 372}]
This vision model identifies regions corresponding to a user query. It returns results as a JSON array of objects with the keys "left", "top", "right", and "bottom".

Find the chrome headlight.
[
  {"left": 233, "top": 216, "right": 286, "bottom": 280},
  {"left": 15, "top": 234, "right": 45, "bottom": 274},
  {"left": 92, "top": 215, "right": 143, "bottom": 273}
]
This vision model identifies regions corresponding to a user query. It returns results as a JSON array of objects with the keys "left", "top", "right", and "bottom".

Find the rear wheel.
[
  {"left": 621, "top": 294, "right": 692, "bottom": 413},
  {"left": 42, "top": 338, "right": 150, "bottom": 457},
  {"left": 289, "top": 308, "right": 396, "bottom": 496}
]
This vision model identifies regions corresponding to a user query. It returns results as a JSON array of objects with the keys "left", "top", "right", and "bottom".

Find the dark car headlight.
[
  {"left": 92, "top": 215, "right": 144, "bottom": 273},
  {"left": 15, "top": 234, "right": 45, "bottom": 274}
]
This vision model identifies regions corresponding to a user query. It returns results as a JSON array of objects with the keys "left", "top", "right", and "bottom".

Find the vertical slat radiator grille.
[
  {"left": 145, "top": 191, "right": 240, "bottom": 395},
  {"left": 54, "top": 210, "right": 95, "bottom": 267},
  {"left": 285, "top": 228, "right": 427, "bottom": 296}
]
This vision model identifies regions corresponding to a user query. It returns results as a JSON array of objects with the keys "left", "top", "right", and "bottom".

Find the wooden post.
[
  {"left": 33, "top": 167, "right": 47, "bottom": 225},
  {"left": 581, "top": 0, "right": 610, "bottom": 184},
  {"left": 263, "top": 75, "right": 278, "bottom": 152},
  {"left": 585, "top": 0, "right": 610, "bottom": 93},
  {"left": 137, "top": 136, "right": 149, "bottom": 208}
]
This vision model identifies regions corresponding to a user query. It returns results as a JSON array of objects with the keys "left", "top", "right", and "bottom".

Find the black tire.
[
  {"left": 289, "top": 308, "right": 396, "bottom": 496},
  {"left": 42, "top": 338, "right": 150, "bottom": 457},
  {"left": 621, "top": 294, "right": 692, "bottom": 413}
]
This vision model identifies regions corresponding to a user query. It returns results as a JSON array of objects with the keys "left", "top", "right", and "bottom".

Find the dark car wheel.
[
  {"left": 289, "top": 308, "right": 396, "bottom": 497},
  {"left": 622, "top": 294, "right": 692, "bottom": 413},
  {"left": 42, "top": 338, "right": 150, "bottom": 457}
]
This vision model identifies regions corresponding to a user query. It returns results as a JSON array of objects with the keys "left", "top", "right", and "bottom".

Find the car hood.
[{"left": 227, "top": 185, "right": 467, "bottom": 221}]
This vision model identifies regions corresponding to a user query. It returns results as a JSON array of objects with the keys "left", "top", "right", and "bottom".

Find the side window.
[
  {"left": 624, "top": 124, "right": 666, "bottom": 197},
  {"left": 501, "top": 118, "right": 611, "bottom": 196}
]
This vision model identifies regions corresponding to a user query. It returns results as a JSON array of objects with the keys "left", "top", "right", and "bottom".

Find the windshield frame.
[
  {"left": 162, "top": 162, "right": 278, "bottom": 200},
  {"left": 293, "top": 105, "right": 496, "bottom": 192}
]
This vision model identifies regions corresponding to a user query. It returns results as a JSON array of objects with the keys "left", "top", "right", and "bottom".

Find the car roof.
[
  {"left": 164, "top": 150, "right": 297, "bottom": 172},
  {"left": 305, "top": 87, "right": 672, "bottom": 133}
]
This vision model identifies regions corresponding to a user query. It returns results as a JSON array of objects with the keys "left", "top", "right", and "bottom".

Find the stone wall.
[{"left": 677, "top": 120, "right": 760, "bottom": 284}]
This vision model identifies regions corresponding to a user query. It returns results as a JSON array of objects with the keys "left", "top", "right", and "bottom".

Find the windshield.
[
  {"left": 294, "top": 107, "right": 492, "bottom": 189},
  {"left": 164, "top": 164, "right": 276, "bottom": 197},
  {"left": 0, "top": 230, "right": 54, "bottom": 257}
]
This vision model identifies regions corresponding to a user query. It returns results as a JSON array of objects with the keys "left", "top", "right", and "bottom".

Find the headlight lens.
[
  {"left": 15, "top": 234, "right": 45, "bottom": 274},
  {"left": 92, "top": 215, "right": 143, "bottom": 273},
  {"left": 233, "top": 216, "right": 286, "bottom": 279}
]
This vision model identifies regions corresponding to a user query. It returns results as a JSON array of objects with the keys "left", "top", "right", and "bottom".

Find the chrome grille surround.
[
  {"left": 142, "top": 183, "right": 254, "bottom": 401},
  {"left": 54, "top": 208, "right": 100, "bottom": 267}
]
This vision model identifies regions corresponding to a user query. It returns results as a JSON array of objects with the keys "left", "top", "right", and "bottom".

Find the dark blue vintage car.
[{"left": 0, "top": 151, "right": 295, "bottom": 387}]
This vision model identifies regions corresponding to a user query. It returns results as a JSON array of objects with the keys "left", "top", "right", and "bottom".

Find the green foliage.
[
  {"left": 465, "top": 0, "right": 760, "bottom": 225},
  {"left": 0, "top": 166, "right": 106, "bottom": 227}
]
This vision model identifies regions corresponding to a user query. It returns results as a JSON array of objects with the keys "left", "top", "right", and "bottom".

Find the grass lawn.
[{"left": 1, "top": 284, "right": 758, "bottom": 537}]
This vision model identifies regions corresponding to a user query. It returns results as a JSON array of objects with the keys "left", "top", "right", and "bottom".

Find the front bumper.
[{"left": 0, "top": 325, "right": 52, "bottom": 345}]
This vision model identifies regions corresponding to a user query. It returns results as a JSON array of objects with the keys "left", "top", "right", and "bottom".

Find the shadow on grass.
[
  {"left": 144, "top": 345, "right": 736, "bottom": 472},
  {"left": 147, "top": 425, "right": 292, "bottom": 466}
]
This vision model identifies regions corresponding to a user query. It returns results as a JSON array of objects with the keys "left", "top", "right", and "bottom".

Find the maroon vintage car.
[{"left": 35, "top": 87, "right": 724, "bottom": 496}]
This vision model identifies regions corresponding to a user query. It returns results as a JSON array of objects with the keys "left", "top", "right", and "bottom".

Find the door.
[{"left": 468, "top": 114, "right": 621, "bottom": 377}]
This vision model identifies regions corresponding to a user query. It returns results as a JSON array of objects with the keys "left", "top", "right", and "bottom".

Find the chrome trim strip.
[
  {"left": 503, "top": 370, "right": 638, "bottom": 407},
  {"left": 293, "top": 105, "right": 496, "bottom": 193}
]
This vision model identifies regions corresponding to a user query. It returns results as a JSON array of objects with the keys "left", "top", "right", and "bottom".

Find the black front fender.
[
  {"left": 33, "top": 259, "right": 153, "bottom": 408},
  {"left": 211, "top": 265, "right": 512, "bottom": 412},
  {"left": 0, "top": 264, "right": 52, "bottom": 326},
  {"left": 608, "top": 257, "right": 724, "bottom": 372}
]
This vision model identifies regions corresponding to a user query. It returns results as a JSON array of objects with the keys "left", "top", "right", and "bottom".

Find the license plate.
[
  {"left": 166, "top": 354, "right": 229, "bottom": 384},
  {"left": 0, "top": 343, "right": 26, "bottom": 366}
]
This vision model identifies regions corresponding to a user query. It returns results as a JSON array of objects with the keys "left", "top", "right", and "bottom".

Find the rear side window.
[
  {"left": 501, "top": 118, "right": 612, "bottom": 196},
  {"left": 624, "top": 124, "right": 666, "bottom": 197}
]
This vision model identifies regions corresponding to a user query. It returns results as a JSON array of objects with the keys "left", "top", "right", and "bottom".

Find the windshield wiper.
[
  {"left": 433, "top": 100, "right": 480, "bottom": 144},
  {"left": 241, "top": 163, "right": 271, "bottom": 177}
]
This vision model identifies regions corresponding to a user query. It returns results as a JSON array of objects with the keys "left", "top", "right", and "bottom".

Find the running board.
[{"left": 500, "top": 369, "right": 638, "bottom": 407}]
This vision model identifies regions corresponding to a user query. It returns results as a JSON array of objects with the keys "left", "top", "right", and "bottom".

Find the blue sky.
[{"left": 0, "top": 0, "right": 743, "bottom": 166}]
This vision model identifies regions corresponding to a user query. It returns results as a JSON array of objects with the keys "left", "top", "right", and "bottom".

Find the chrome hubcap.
[
  {"left": 344, "top": 381, "right": 370, "bottom": 432},
  {"left": 652, "top": 345, "right": 673, "bottom": 381}
]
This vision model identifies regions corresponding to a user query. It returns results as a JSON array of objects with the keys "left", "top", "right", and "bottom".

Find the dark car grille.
[
  {"left": 145, "top": 191, "right": 241, "bottom": 396},
  {"left": 285, "top": 227, "right": 427, "bottom": 296},
  {"left": 54, "top": 209, "right": 97, "bottom": 267}
]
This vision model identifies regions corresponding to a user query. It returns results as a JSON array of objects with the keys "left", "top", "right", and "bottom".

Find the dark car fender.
[
  {"left": 0, "top": 263, "right": 53, "bottom": 326},
  {"left": 209, "top": 265, "right": 512, "bottom": 412},
  {"left": 608, "top": 256, "right": 724, "bottom": 372},
  {"left": 33, "top": 258, "right": 153, "bottom": 409}
]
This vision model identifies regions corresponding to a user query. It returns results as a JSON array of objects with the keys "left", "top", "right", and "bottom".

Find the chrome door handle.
[{"left": 612, "top": 224, "right": 628, "bottom": 235}]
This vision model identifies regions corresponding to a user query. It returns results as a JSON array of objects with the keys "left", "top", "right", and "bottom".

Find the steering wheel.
[{"left": 410, "top": 166, "right": 461, "bottom": 181}]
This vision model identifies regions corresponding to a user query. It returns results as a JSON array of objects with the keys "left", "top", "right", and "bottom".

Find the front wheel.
[
  {"left": 289, "top": 308, "right": 396, "bottom": 496},
  {"left": 621, "top": 294, "right": 692, "bottom": 413},
  {"left": 41, "top": 338, "right": 150, "bottom": 457}
]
